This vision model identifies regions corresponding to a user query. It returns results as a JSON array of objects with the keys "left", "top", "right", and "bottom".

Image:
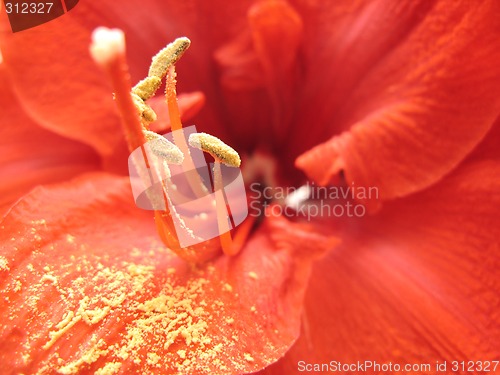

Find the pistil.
[{"left": 89, "top": 28, "right": 146, "bottom": 152}]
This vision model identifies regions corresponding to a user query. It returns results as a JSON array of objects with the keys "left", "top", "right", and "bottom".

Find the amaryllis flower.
[{"left": 1, "top": 0, "right": 500, "bottom": 374}]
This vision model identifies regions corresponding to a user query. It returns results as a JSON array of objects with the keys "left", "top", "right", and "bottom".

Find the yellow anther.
[
  {"left": 132, "top": 76, "right": 162, "bottom": 101},
  {"left": 188, "top": 132, "right": 242, "bottom": 258},
  {"left": 188, "top": 133, "right": 241, "bottom": 167},
  {"left": 148, "top": 37, "right": 191, "bottom": 79},
  {"left": 143, "top": 130, "right": 184, "bottom": 164},
  {"left": 130, "top": 37, "right": 190, "bottom": 129},
  {"left": 131, "top": 93, "right": 157, "bottom": 125}
]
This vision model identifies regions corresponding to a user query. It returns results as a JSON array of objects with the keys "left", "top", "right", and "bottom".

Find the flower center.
[{"left": 90, "top": 28, "right": 254, "bottom": 264}]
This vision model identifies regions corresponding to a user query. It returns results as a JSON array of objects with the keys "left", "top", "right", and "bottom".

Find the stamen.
[
  {"left": 93, "top": 30, "right": 251, "bottom": 261},
  {"left": 149, "top": 37, "right": 191, "bottom": 79},
  {"left": 89, "top": 27, "right": 145, "bottom": 151},
  {"left": 188, "top": 133, "right": 241, "bottom": 167},
  {"left": 143, "top": 130, "right": 184, "bottom": 164},
  {"left": 188, "top": 132, "right": 244, "bottom": 256}
]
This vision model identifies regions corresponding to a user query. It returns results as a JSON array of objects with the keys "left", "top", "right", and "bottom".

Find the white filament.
[{"left": 285, "top": 184, "right": 311, "bottom": 210}]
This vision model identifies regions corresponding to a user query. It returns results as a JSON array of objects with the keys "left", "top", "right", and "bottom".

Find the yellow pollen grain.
[
  {"left": 126, "top": 263, "right": 153, "bottom": 277},
  {"left": 167, "top": 267, "right": 176, "bottom": 275},
  {"left": 146, "top": 352, "right": 161, "bottom": 367},
  {"left": 22, "top": 353, "right": 30, "bottom": 365},
  {"left": 14, "top": 280, "right": 22, "bottom": 292},
  {"left": 244, "top": 353, "right": 255, "bottom": 362},
  {"left": 57, "top": 337, "right": 108, "bottom": 374},
  {"left": 81, "top": 305, "right": 111, "bottom": 325},
  {"left": 41, "top": 274, "right": 58, "bottom": 285},
  {"left": 148, "top": 37, "right": 191, "bottom": 79},
  {"left": 31, "top": 219, "right": 47, "bottom": 226},
  {"left": 0, "top": 256, "right": 9, "bottom": 271},
  {"left": 223, "top": 283, "right": 233, "bottom": 292},
  {"left": 66, "top": 234, "right": 75, "bottom": 244},
  {"left": 248, "top": 271, "right": 258, "bottom": 280},
  {"left": 95, "top": 362, "right": 122, "bottom": 375},
  {"left": 43, "top": 311, "right": 82, "bottom": 350},
  {"left": 188, "top": 133, "right": 241, "bottom": 167}
]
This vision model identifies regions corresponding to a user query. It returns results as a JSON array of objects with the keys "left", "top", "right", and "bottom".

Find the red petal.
[
  {"left": 248, "top": 1, "right": 303, "bottom": 82},
  {"left": 260, "top": 159, "right": 500, "bottom": 374},
  {"left": 0, "top": 10, "right": 126, "bottom": 160},
  {"left": 295, "top": 0, "right": 500, "bottom": 202},
  {"left": 213, "top": 0, "right": 304, "bottom": 153},
  {"left": 0, "top": 69, "right": 99, "bottom": 215},
  {"left": 466, "top": 115, "right": 500, "bottom": 163},
  {"left": 0, "top": 173, "right": 337, "bottom": 374}
]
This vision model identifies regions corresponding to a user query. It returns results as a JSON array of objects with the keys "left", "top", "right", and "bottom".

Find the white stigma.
[{"left": 89, "top": 27, "right": 125, "bottom": 66}]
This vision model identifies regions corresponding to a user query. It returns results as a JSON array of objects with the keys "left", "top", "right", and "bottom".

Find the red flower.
[{"left": 1, "top": 0, "right": 500, "bottom": 374}]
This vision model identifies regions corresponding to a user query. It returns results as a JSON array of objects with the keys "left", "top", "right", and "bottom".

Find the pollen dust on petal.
[
  {"left": 0, "top": 255, "right": 10, "bottom": 271},
  {"left": 2, "top": 216, "right": 278, "bottom": 375},
  {"left": 105, "top": 273, "right": 245, "bottom": 374},
  {"left": 5, "top": 244, "right": 260, "bottom": 374}
]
